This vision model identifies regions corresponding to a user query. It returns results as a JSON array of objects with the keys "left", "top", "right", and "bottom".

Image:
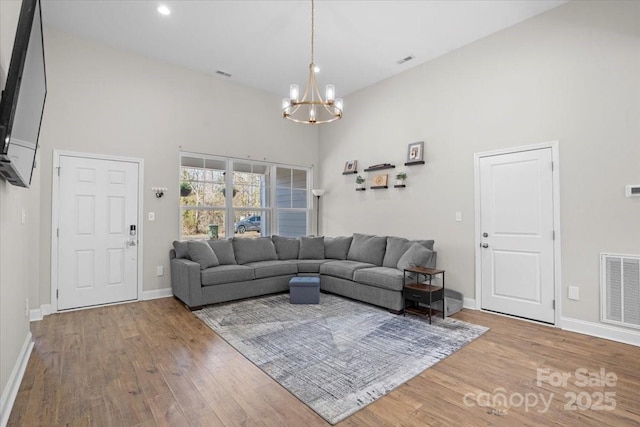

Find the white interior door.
[
  {"left": 479, "top": 148, "right": 555, "bottom": 323},
  {"left": 57, "top": 155, "right": 139, "bottom": 310}
]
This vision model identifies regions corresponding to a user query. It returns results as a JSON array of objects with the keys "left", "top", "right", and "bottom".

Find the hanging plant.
[
  {"left": 221, "top": 187, "right": 239, "bottom": 198},
  {"left": 180, "top": 181, "right": 193, "bottom": 197}
]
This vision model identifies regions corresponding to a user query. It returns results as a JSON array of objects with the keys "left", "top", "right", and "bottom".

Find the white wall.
[
  {"left": 0, "top": 0, "right": 38, "bottom": 417},
  {"left": 318, "top": 0, "right": 640, "bottom": 325},
  {"left": 34, "top": 30, "right": 318, "bottom": 308}
]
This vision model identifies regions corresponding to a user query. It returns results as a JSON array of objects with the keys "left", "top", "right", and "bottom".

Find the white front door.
[
  {"left": 478, "top": 148, "right": 555, "bottom": 323},
  {"left": 57, "top": 155, "right": 139, "bottom": 310}
]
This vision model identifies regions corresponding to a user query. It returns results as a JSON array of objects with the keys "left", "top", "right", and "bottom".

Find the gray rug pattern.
[{"left": 195, "top": 293, "right": 488, "bottom": 424}]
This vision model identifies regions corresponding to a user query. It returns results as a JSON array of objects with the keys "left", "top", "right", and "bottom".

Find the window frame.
[{"left": 179, "top": 152, "right": 312, "bottom": 239}]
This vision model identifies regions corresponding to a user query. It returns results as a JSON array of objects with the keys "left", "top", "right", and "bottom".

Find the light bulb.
[
  {"left": 325, "top": 84, "right": 335, "bottom": 102},
  {"left": 289, "top": 84, "right": 299, "bottom": 102},
  {"left": 335, "top": 98, "right": 343, "bottom": 114},
  {"left": 309, "top": 105, "right": 316, "bottom": 122},
  {"left": 282, "top": 98, "right": 291, "bottom": 115}
]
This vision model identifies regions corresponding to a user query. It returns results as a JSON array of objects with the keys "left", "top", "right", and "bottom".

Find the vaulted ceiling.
[{"left": 42, "top": 0, "right": 566, "bottom": 97}]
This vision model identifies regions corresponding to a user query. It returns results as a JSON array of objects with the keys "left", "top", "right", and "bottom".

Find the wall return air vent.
[{"left": 601, "top": 253, "right": 640, "bottom": 329}]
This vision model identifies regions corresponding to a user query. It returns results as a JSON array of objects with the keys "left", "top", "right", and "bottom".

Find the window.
[{"left": 180, "top": 153, "right": 311, "bottom": 239}]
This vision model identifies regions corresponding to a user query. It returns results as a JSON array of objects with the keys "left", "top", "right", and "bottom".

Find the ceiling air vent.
[
  {"left": 397, "top": 55, "right": 415, "bottom": 65},
  {"left": 216, "top": 70, "right": 232, "bottom": 77}
]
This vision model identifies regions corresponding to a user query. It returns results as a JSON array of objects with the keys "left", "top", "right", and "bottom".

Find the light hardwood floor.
[{"left": 8, "top": 297, "right": 640, "bottom": 426}]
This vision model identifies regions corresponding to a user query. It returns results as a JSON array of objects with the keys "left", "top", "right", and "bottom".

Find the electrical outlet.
[
  {"left": 156, "top": 265, "right": 164, "bottom": 276},
  {"left": 568, "top": 286, "right": 579, "bottom": 301},
  {"left": 455, "top": 211, "right": 462, "bottom": 222}
]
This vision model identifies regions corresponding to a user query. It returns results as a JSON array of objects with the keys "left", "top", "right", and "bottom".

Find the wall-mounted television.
[{"left": 0, "top": 0, "right": 47, "bottom": 188}]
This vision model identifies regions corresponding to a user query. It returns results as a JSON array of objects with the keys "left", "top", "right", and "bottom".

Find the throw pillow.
[
  {"left": 382, "top": 236, "right": 410, "bottom": 268},
  {"left": 187, "top": 240, "right": 220, "bottom": 269},
  {"left": 299, "top": 236, "right": 325, "bottom": 259},
  {"left": 272, "top": 235, "right": 300, "bottom": 260},
  {"left": 298, "top": 236, "right": 324, "bottom": 259},
  {"left": 232, "top": 238, "right": 278, "bottom": 264},
  {"left": 347, "top": 233, "right": 387, "bottom": 266},
  {"left": 207, "top": 239, "right": 237, "bottom": 265},
  {"left": 411, "top": 239, "right": 435, "bottom": 251},
  {"left": 172, "top": 240, "right": 190, "bottom": 259},
  {"left": 324, "top": 236, "right": 353, "bottom": 260},
  {"left": 397, "top": 243, "right": 432, "bottom": 272}
]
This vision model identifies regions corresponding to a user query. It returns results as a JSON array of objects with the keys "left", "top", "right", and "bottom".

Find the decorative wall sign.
[
  {"left": 405, "top": 141, "right": 425, "bottom": 165},
  {"left": 371, "top": 174, "right": 388, "bottom": 189},
  {"left": 343, "top": 160, "right": 358, "bottom": 174}
]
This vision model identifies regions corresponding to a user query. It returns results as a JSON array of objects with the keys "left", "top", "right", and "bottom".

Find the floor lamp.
[{"left": 312, "top": 189, "right": 326, "bottom": 235}]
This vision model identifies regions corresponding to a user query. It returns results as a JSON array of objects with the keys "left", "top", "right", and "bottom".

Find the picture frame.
[
  {"left": 406, "top": 141, "right": 424, "bottom": 163},
  {"left": 371, "top": 173, "right": 388, "bottom": 188},
  {"left": 343, "top": 160, "right": 358, "bottom": 174}
]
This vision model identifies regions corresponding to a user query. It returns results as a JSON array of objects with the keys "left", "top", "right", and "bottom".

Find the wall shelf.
[
  {"left": 356, "top": 188, "right": 366, "bottom": 191},
  {"left": 404, "top": 160, "right": 425, "bottom": 166},
  {"left": 370, "top": 185, "right": 388, "bottom": 189},
  {"left": 342, "top": 170, "right": 358, "bottom": 175},
  {"left": 364, "top": 164, "right": 395, "bottom": 172},
  {"left": 394, "top": 184, "right": 406, "bottom": 188}
]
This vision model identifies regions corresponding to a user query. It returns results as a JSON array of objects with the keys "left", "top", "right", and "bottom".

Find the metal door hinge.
[
  {"left": 56, "top": 289, "right": 59, "bottom": 299},
  {"left": 551, "top": 161, "right": 554, "bottom": 171},
  {"left": 57, "top": 228, "right": 59, "bottom": 238},
  {"left": 57, "top": 167, "right": 60, "bottom": 176},
  {"left": 552, "top": 230, "right": 555, "bottom": 240},
  {"left": 552, "top": 299, "right": 555, "bottom": 309}
]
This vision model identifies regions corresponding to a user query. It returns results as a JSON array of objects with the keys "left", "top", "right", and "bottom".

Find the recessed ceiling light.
[{"left": 157, "top": 5, "right": 171, "bottom": 16}]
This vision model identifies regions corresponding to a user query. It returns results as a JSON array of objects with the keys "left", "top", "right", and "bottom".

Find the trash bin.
[{"left": 207, "top": 224, "right": 219, "bottom": 239}]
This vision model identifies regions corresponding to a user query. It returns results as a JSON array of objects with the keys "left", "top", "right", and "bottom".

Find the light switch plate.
[
  {"left": 455, "top": 211, "right": 462, "bottom": 222},
  {"left": 148, "top": 212, "right": 155, "bottom": 221}
]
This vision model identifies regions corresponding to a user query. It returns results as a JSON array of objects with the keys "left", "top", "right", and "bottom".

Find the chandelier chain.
[{"left": 311, "top": 0, "right": 315, "bottom": 64}]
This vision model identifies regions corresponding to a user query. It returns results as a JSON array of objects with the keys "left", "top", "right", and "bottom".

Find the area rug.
[{"left": 195, "top": 293, "right": 488, "bottom": 424}]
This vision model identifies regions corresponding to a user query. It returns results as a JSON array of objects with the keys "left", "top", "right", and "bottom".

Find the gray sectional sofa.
[{"left": 170, "top": 233, "right": 437, "bottom": 312}]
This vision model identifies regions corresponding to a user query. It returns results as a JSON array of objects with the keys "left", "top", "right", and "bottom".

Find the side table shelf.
[{"left": 403, "top": 267, "right": 445, "bottom": 324}]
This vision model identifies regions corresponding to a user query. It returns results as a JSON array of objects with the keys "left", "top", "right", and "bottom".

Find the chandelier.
[{"left": 282, "top": 0, "right": 343, "bottom": 124}]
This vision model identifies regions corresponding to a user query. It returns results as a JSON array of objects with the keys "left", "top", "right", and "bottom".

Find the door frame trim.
[
  {"left": 473, "top": 141, "right": 562, "bottom": 326},
  {"left": 51, "top": 150, "right": 145, "bottom": 313}
]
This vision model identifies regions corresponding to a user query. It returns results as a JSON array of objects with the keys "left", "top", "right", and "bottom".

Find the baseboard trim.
[
  {"left": 29, "top": 304, "right": 52, "bottom": 322},
  {"left": 0, "top": 332, "right": 33, "bottom": 427},
  {"left": 463, "top": 297, "right": 477, "bottom": 310},
  {"left": 561, "top": 316, "right": 639, "bottom": 347},
  {"left": 142, "top": 288, "right": 173, "bottom": 301}
]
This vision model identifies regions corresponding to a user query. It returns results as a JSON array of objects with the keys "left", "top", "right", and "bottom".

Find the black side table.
[{"left": 403, "top": 267, "right": 446, "bottom": 324}]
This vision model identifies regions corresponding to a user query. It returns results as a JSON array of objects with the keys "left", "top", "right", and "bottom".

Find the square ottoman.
[{"left": 289, "top": 276, "right": 320, "bottom": 304}]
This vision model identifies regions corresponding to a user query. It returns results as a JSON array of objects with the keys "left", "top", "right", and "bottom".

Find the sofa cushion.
[
  {"left": 320, "top": 260, "right": 377, "bottom": 281},
  {"left": 290, "top": 259, "right": 330, "bottom": 273},
  {"left": 411, "top": 239, "right": 435, "bottom": 251},
  {"left": 324, "top": 236, "right": 353, "bottom": 260},
  {"left": 201, "top": 265, "right": 255, "bottom": 286},
  {"left": 207, "top": 239, "right": 237, "bottom": 265},
  {"left": 272, "top": 235, "right": 300, "bottom": 260},
  {"left": 353, "top": 267, "right": 405, "bottom": 292},
  {"left": 347, "top": 233, "right": 387, "bottom": 266},
  {"left": 187, "top": 240, "right": 220, "bottom": 269},
  {"left": 382, "top": 236, "right": 410, "bottom": 268},
  {"left": 172, "top": 240, "right": 191, "bottom": 260},
  {"left": 299, "top": 236, "right": 325, "bottom": 259},
  {"left": 232, "top": 237, "right": 278, "bottom": 264},
  {"left": 397, "top": 243, "right": 433, "bottom": 272},
  {"left": 244, "top": 260, "right": 297, "bottom": 279}
]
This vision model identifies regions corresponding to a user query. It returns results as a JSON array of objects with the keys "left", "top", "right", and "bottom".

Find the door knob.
[
  {"left": 482, "top": 232, "right": 488, "bottom": 237},
  {"left": 481, "top": 243, "right": 489, "bottom": 248}
]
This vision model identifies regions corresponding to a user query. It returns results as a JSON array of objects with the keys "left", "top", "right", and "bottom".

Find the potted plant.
[
  {"left": 355, "top": 175, "right": 365, "bottom": 189},
  {"left": 180, "top": 181, "right": 193, "bottom": 197},
  {"left": 395, "top": 172, "right": 407, "bottom": 186}
]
